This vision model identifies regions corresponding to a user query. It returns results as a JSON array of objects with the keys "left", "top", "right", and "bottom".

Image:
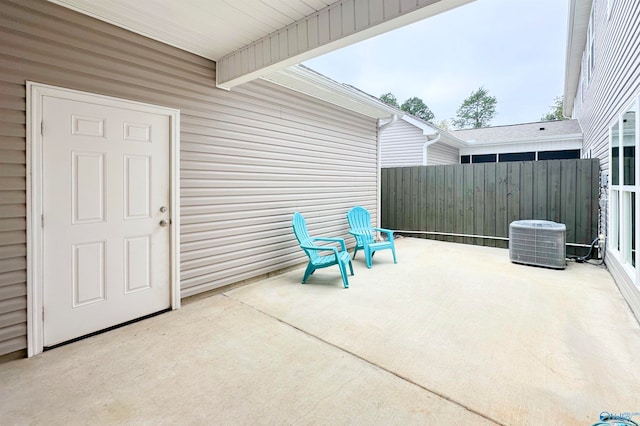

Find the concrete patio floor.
[{"left": 1, "top": 237, "right": 640, "bottom": 425}]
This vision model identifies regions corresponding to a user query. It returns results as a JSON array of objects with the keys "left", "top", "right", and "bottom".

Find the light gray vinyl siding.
[
  {"left": 380, "top": 119, "right": 425, "bottom": 167},
  {"left": 571, "top": 0, "right": 640, "bottom": 319},
  {"left": 427, "top": 142, "right": 459, "bottom": 165},
  {"left": 0, "top": 0, "right": 378, "bottom": 356},
  {"left": 575, "top": 0, "right": 640, "bottom": 178},
  {"left": 180, "top": 81, "right": 377, "bottom": 296}
]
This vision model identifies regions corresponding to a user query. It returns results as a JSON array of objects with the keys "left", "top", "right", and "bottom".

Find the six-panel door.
[{"left": 42, "top": 96, "right": 171, "bottom": 347}]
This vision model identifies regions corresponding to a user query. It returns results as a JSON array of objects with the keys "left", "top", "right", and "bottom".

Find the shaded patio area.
[{"left": 1, "top": 237, "right": 639, "bottom": 425}]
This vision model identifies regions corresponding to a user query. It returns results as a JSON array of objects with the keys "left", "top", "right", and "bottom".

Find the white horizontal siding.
[
  {"left": 380, "top": 119, "right": 425, "bottom": 167},
  {"left": 427, "top": 142, "right": 459, "bottom": 165},
  {"left": 576, "top": 0, "right": 640, "bottom": 174},
  {"left": 570, "top": 0, "right": 640, "bottom": 319},
  {"left": 0, "top": 0, "right": 378, "bottom": 356}
]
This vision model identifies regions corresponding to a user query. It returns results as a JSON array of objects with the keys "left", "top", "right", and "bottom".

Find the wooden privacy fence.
[{"left": 381, "top": 159, "right": 600, "bottom": 254}]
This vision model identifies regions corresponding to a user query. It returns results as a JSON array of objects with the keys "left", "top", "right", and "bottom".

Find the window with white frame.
[
  {"left": 610, "top": 98, "right": 639, "bottom": 280},
  {"left": 585, "top": 9, "right": 595, "bottom": 84}
]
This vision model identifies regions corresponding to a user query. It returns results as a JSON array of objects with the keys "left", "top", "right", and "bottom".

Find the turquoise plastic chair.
[
  {"left": 292, "top": 212, "right": 354, "bottom": 288},
  {"left": 347, "top": 206, "right": 397, "bottom": 268}
]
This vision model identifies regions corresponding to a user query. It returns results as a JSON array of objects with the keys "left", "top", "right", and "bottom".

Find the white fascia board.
[
  {"left": 217, "top": 0, "right": 477, "bottom": 89},
  {"left": 459, "top": 136, "right": 583, "bottom": 156},
  {"left": 401, "top": 115, "right": 437, "bottom": 136},
  {"left": 563, "top": 0, "right": 593, "bottom": 116},
  {"left": 262, "top": 65, "right": 400, "bottom": 119},
  {"left": 464, "top": 133, "right": 584, "bottom": 146},
  {"left": 438, "top": 133, "right": 469, "bottom": 148},
  {"left": 401, "top": 115, "right": 468, "bottom": 147}
]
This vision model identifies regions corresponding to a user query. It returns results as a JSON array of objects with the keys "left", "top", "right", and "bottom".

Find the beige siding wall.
[
  {"left": 427, "top": 142, "right": 459, "bottom": 165},
  {"left": 0, "top": 0, "right": 378, "bottom": 356},
  {"left": 180, "top": 82, "right": 377, "bottom": 296},
  {"left": 571, "top": 0, "right": 640, "bottom": 319},
  {"left": 380, "top": 119, "right": 425, "bottom": 167}
]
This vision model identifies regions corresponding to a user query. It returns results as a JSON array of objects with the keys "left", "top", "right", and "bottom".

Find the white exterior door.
[{"left": 42, "top": 95, "right": 172, "bottom": 347}]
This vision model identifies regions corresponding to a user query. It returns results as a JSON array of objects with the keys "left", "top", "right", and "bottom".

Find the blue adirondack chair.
[
  {"left": 347, "top": 206, "right": 397, "bottom": 268},
  {"left": 292, "top": 212, "right": 354, "bottom": 288}
]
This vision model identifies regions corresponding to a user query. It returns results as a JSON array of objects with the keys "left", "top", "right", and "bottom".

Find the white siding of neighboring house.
[
  {"left": 0, "top": 0, "right": 379, "bottom": 356},
  {"left": 570, "top": 0, "right": 640, "bottom": 319},
  {"left": 380, "top": 119, "right": 425, "bottom": 167},
  {"left": 427, "top": 142, "right": 459, "bottom": 165}
]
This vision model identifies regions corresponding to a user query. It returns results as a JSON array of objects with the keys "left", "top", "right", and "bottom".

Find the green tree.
[
  {"left": 379, "top": 92, "right": 399, "bottom": 107},
  {"left": 452, "top": 87, "right": 497, "bottom": 129},
  {"left": 400, "top": 97, "right": 434, "bottom": 121},
  {"left": 541, "top": 96, "right": 567, "bottom": 121},
  {"left": 436, "top": 119, "right": 451, "bottom": 131}
]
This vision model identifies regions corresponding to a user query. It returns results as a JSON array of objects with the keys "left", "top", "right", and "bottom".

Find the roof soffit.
[
  {"left": 48, "top": 0, "right": 477, "bottom": 89},
  {"left": 563, "top": 0, "right": 593, "bottom": 115}
]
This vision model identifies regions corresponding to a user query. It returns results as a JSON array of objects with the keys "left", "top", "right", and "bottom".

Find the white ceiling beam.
[{"left": 217, "top": 0, "right": 476, "bottom": 89}]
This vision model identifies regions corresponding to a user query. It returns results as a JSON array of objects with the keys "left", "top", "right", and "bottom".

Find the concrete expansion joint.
[{"left": 223, "top": 294, "right": 506, "bottom": 426}]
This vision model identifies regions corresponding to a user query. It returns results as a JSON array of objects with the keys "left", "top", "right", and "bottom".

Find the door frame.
[{"left": 26, "top": 82, "right": 181, "bottom": 357}]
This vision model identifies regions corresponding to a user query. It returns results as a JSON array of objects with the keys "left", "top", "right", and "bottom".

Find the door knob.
[{"left": 159, "top": 219, "right": 170, "bottom": 227}]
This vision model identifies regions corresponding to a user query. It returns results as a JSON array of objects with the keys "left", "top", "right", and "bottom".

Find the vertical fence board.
[
  {"left": 474, "top": 164, "right": 485, "bottom": 246},
  {"left": 454, "top": 165, "right": 465, "bottom": 244},
  {"left": 496, "top": 163, "right": 509, "bottom": 248},
  {"left": 561, "top": 160, "right": 577, "bottom": 246},
  {"left": 463, "top": 165, "right": 474, "bottom": 245},
  {"left": 388, "top": 168, "right": 398, "bottom": 228},
  {"left": 380, "top": 159, "right": 599, "bottom": 250},
  {"left": 507, "top": 162, "right": 521, "bottom": 228},
  {"left": 484, "top": 164, "right": 497, "bottom": 247},
  {"left": 381, "top": 168, "right": 390, "bottom": 228},
  {"left": 444, "top": 165, "right": 455, "bottom": 242},
  {"left": 426, "top": 166, "right": 437, "bottom": 240},
  {"left": 576, "top": 160, "right": 593, "bottom": 249},
  {"left": 436, "top": 166, "right": 446, "bottom": 241},
  {"left": 533, "top": 161, "right": 548, "bottom": 220},
  {"left": 591, "top": 160, "right": 600, "bottom": 240},
  {"left": 410, "top": 167, "right": 420, "bottom": 231},
  {"left": 520, "top": 161, "right": 534, "bottom": 220},
  {"left": 418, "top": 166, "right": 427, "bottom": 238},
  {"left": 404, "top": 168, "right": 412, "bottom": 230},
  {"left": 547, "top": 161, "right": 562, "bottom": 223}
]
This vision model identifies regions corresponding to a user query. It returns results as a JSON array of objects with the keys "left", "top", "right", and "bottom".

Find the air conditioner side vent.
[{"left": 509, "top": 220, "right": 566, "bottom": 269}]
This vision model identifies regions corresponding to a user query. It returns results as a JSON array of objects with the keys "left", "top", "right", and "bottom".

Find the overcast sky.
[{"left": 303, "top": 0, "right": 569, "bottom": 127}]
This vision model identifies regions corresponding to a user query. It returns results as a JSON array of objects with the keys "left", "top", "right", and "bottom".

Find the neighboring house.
[
  {"left": 564, "top": 0, "right": 640, "bottom": 320},
  {"left": 453, "top": 120, "right": 583, "bottom": 163},
  {"left": 380, "top": 115, "right": 465, "bottom": 167},
  {"left": 0, "top": 0, "right": 473, "bottom": 358},
  {"left": 380, "top": 117, "right": 583, "bottom": 167}
]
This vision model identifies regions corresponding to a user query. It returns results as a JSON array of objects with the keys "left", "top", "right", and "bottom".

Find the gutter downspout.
[
  {"left": 377, "top": 115, "right": 398, "bottom": 228},
  {"left": 422, "top": 132, "right": 441, "bottom": 166}
]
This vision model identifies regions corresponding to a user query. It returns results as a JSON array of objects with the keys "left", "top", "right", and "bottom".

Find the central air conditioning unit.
[{"left": 509, "top": 220, "right": 566, "bottom": 269}]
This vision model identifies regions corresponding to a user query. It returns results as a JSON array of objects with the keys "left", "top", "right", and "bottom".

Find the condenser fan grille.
[{"left": 509, "top": 220, "right": 566, "bottom": 269}]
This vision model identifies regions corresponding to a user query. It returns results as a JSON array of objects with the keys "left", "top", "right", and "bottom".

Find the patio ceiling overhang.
[
  {"left": 563, "top": 0, "right": 593, "bottom": 116},
  {"left": 48, "top": 0, "right": 476, "bottom": 89}
]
